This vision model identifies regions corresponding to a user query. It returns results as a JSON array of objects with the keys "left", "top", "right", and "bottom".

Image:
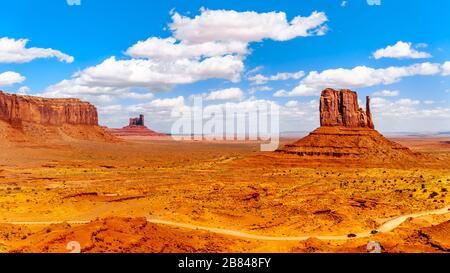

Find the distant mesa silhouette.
[
  {"left": 109, "top": 114, "right": 166, "bottom": 137},
  {"left": 128, "top": 114, "right": 145, "bottom": 127}
]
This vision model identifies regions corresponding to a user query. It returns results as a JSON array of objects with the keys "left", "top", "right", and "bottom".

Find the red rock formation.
[
  {"left": 277, "top": 88, "right": 426, "bottom": 165},
  {"left": 0, "top": 91, "right": 118, "bottom": 143},
  {"left": 129, "top": 114, "right": 145, "bottom": 127},
  {"left": 0, "top": 91, "right": 98, "bottom": 127},
  {"left": 109, "top": 114, "right": 166, "bottom": 137},
  {"left": 320, "top": 88, "right": 374, "bottom": 129}
]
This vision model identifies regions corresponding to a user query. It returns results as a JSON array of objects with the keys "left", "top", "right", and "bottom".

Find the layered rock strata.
[
  {"left": 320, "top": 88, "right": 374, "bottom": 129},
  {"left": 0, "top": 91, "right": 98, "bottom": 127}
]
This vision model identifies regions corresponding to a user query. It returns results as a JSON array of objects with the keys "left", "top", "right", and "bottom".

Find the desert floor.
[{"left": 0, "top": 136, "right": 450, "bottom": 253}]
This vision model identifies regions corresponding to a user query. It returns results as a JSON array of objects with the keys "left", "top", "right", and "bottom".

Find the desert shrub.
[{"left": 429, "top": 192, "right": 439, "bottom": 199}]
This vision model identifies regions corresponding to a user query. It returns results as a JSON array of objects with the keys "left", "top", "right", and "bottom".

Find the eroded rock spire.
[{"left": 320, "top": 88, "right": 374, "bottom": 129}]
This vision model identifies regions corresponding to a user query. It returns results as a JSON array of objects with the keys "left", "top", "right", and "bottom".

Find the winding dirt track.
[{"left": 3, "top": 205, "right": 450, "bottom": 241}]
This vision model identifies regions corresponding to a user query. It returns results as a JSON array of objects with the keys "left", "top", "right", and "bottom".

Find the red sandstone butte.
[
  {"left": 320, "top": 88, "right": 374, "bottom": 129},
  {"left": 0, "top": 91, "right": 98, "bottom": 127},
  {"left": 278, "top": 88, "right": 426, "bottom": 165},
  {"left": 109, "top": 114, "right": 166, "bottom": 137}
]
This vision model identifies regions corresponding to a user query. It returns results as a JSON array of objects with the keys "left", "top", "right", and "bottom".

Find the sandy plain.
[{"left": 0, "top": 134, "right": 449, "bottom": 253}]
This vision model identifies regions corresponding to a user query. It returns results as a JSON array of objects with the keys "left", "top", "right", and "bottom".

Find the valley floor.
[{"left": 0, "top": 136, "right": 450, "bottom": 253}]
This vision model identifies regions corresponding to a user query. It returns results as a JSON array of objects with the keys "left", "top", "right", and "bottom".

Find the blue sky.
[{"left": 0, "top": 0, "right": 449, "bottom": 133}]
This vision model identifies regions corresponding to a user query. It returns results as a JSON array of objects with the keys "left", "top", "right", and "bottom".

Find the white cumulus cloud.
[
  {"left": 126, "top": 37, "right": 248, "bottom": 60},
  {"left": 275, "top": 62, "right": 442, "bottom": 97},
  {"left": 0, "top": 37, "right": 74, "bottom": 64},
  {"left": 372, "top": 90, "right": 400, "bottom": 97},
  {"left": 248, "top": 70, "right": 305, "bottom": 85},
  {"left": 285, "top": 100, "right": 299, "bottom": 107},
  {"left": 370, "top": 97, "right": 450, "bottom": 132},
  {"left": 248, "top": 86, "right": 273, "bottom": 94},
  {"left": 169, "top": 9, "right": 328, "bottom": 44},
  {"left": 148, "top": 96, "right": 185, "bottom": 108},
  {"left": 442, "top": 61, "right": 450, "bottom": 76},
  {"left": 0, "top": 71, "right": 26, "bottom": 87},
  {"left": 204, "top": 88, "right": 244, "bottom": 101},
  {"left": 42, "top": 55, "right": 244, "bottom": 100},
  {"left": 17, "top": 86, "right": 30, "bottom": 95},
  {"left": 372, "top": 41, "right": 431, "bottom": 60}
]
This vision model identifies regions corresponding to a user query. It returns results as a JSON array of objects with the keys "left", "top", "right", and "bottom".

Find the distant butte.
[
  {"left": 109, "top": 114, "right": 166, "bottom": 137},
  {"left": 277, "top": 88, "right": 426, "bottom": 165}
]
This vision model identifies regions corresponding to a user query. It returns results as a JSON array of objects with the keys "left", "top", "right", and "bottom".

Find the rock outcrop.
[
  {"left": 320, "top": 88, "right": 374, "bottom": 129},
  {"left": 0, "top": 91, "right": 116, "bottom": 143},
  {"left": 0, "top": 91, "right": 98, "bottom": 127},
  {"left": 129, "top": 114, "right": 145, "bottom": 127},
  {"left": 109, "top": 114, "right": 166, "bottom": 138},
  {"left": 277, "top": 88, "right": 426, "bottom": 166}
]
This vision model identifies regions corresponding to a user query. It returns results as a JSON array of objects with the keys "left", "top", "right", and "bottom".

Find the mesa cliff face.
[
  {"left": 320, "top": 88, "right": 374, "bottom": 129},
  {"left": 0, "top": 91, "right": 117, "bottom": 144},
  {"left": 0, "top": 91, "right": 98, "bottom": 127}
]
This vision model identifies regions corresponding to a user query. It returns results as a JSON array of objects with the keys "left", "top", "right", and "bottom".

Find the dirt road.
[{"left": 2, "top": 205, "right": 449, "bottom": 242}]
